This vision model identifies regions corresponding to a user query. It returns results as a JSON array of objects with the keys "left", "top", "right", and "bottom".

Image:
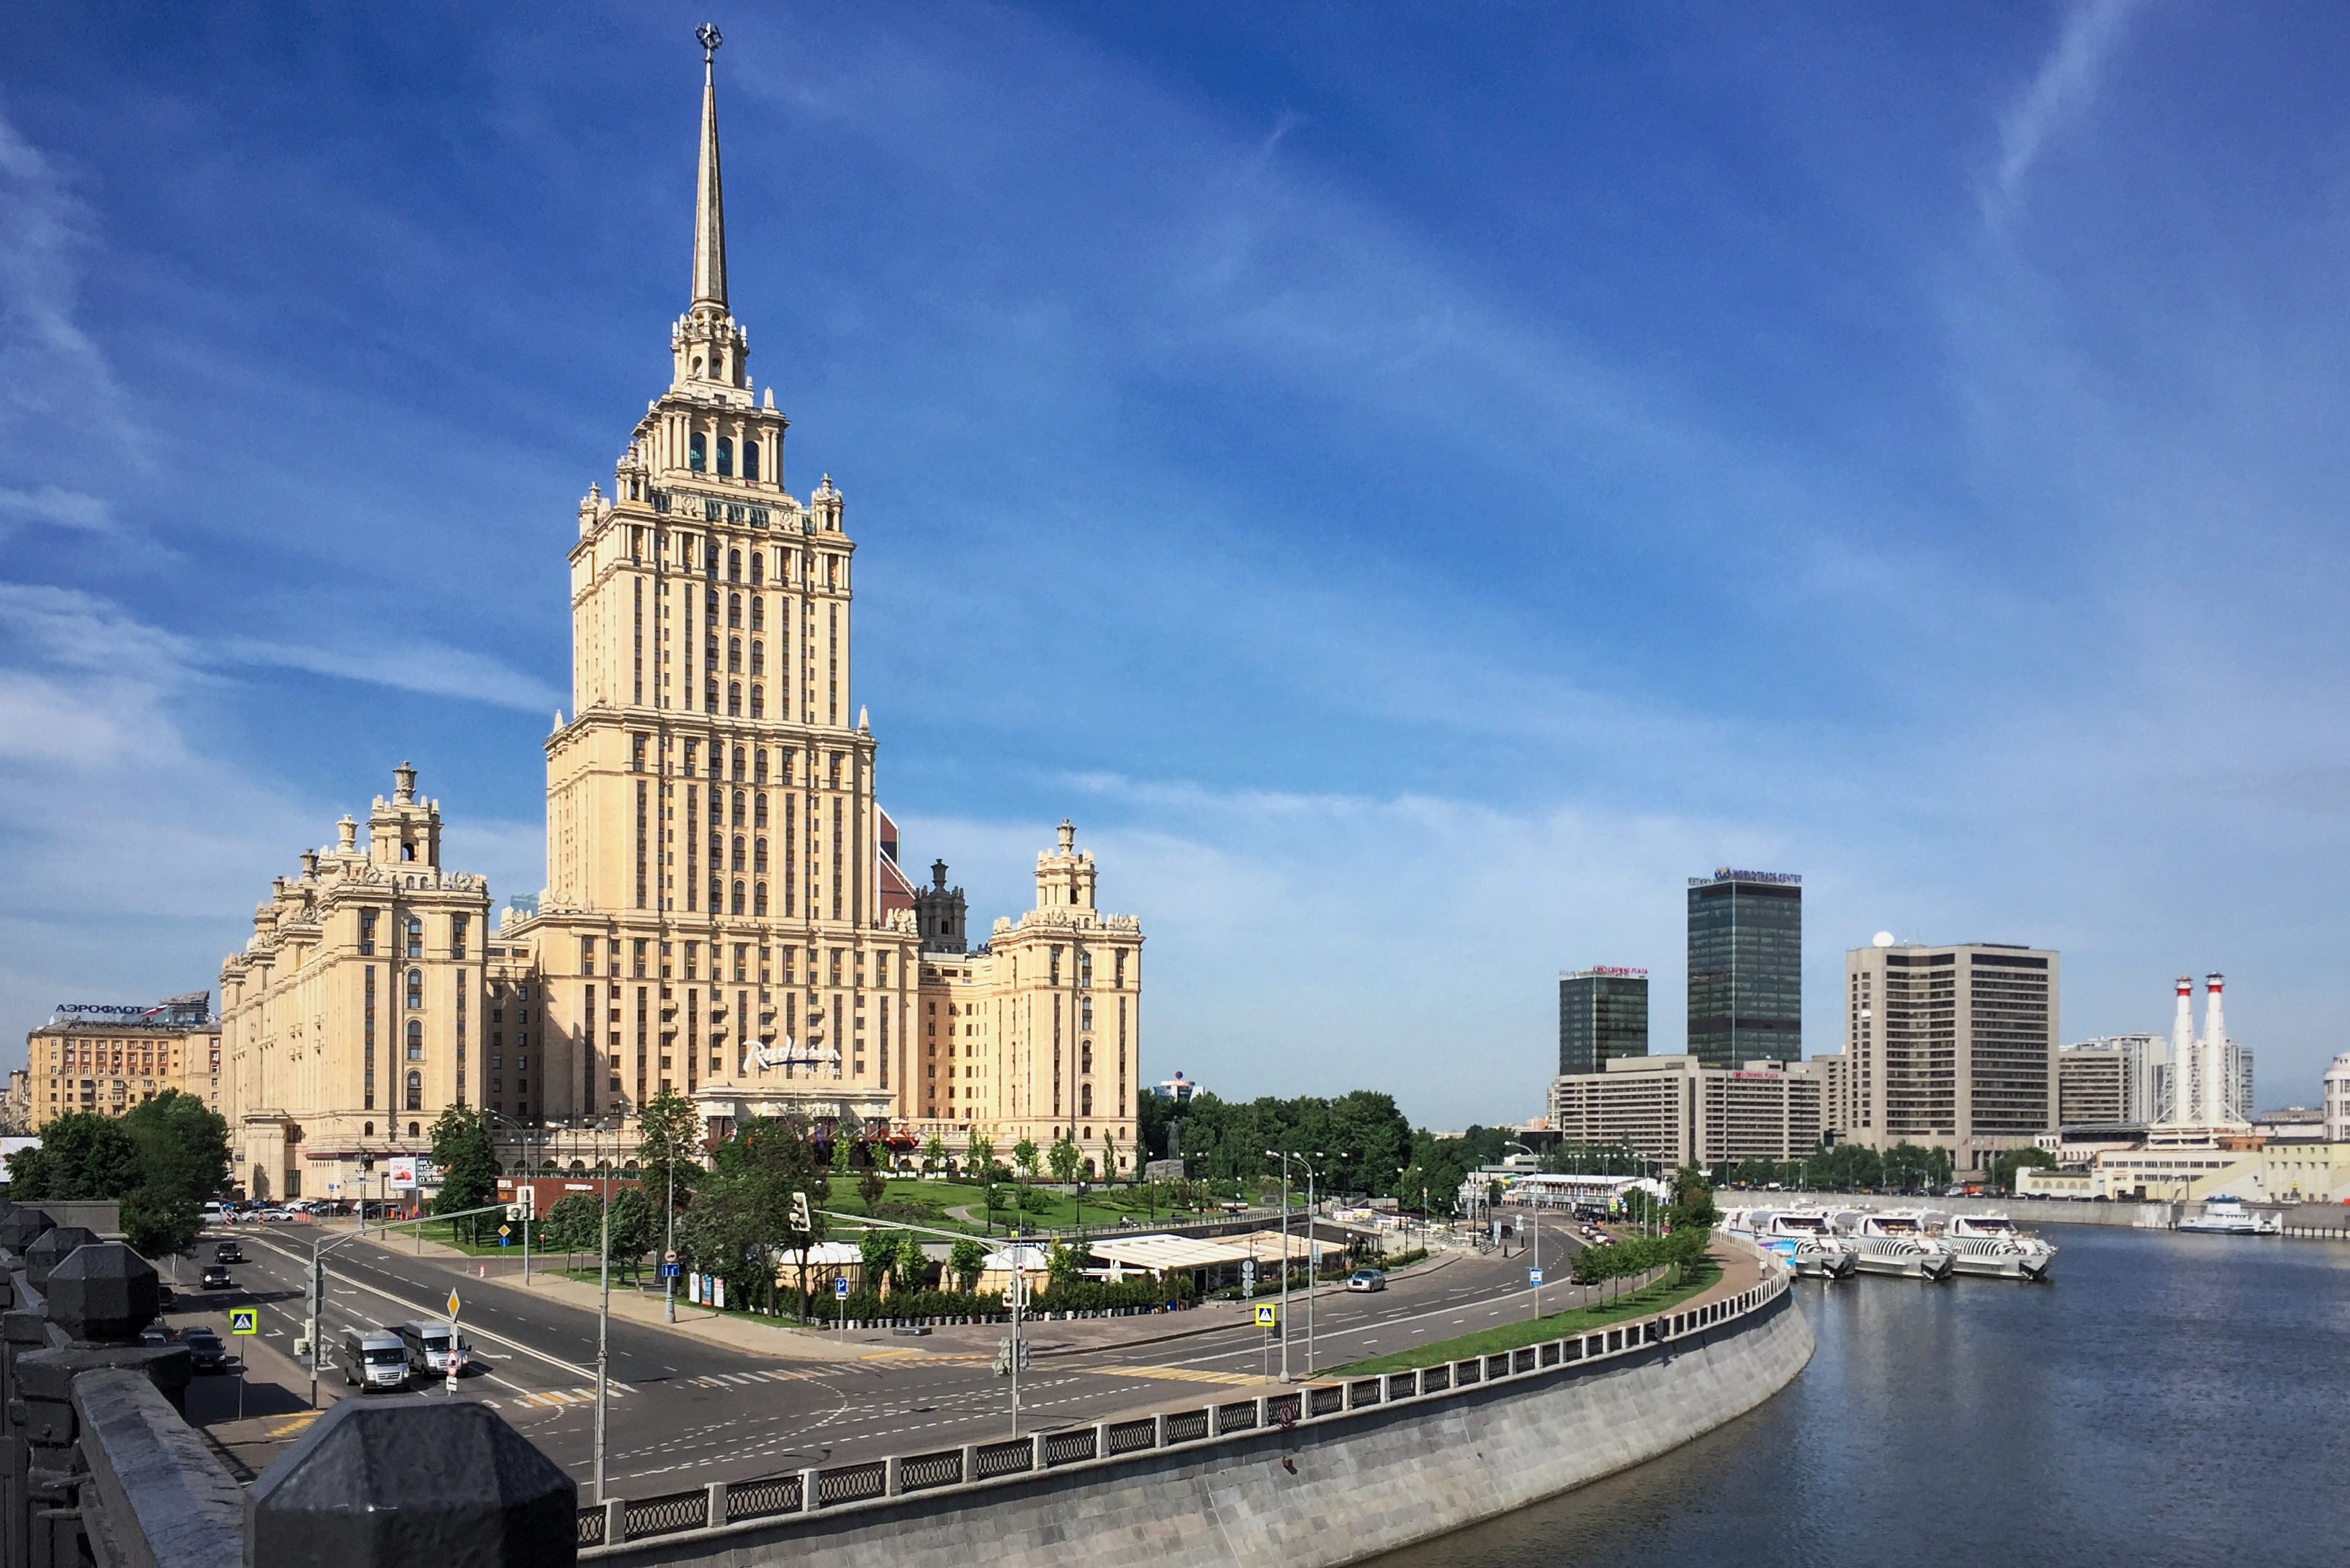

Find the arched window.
[
  {"left": 749, "top": 685, "right": 764, "bottom": 718},
  {"left": 727, "top": 636, "right": 742, "bottom": 673},
  {"left": 405, "top": 1019, "right": 423, "bottom": 1060},
  {"left": 745, "top": 637, "right": 761, "bottom": 675},
  {"left": 405, "top": 1072, "right": 422, "bottom": 1112},
  {"left": 731, "top": 835, "right": 745, "bottom": 872},
  {"left": 405, "top": 969, "right": 422, "bottom": 1009},
  {"left": 406, "top": 917, "right": 423, "bottom": 958},
  {"left": 1081, "top": 1042, "right": 1093, "bottom": 1075},
  {"left": 716, "top": 437, "right": 734, "bottom": 477},
  {"left": 726, "top": 682, "right": 741, "bottom": 716},
  {"left": 409, "top": 1122, "right": 420, "bottom": 1138},
  {"left": 1081, "top": 1083, "right": 1093, "bottom": 1117},
  {"left": 744, "top": 441, "right": 760, "bottom": 482},
  {"left": 400, "top": 843, "right": 415, "bottom": 861},
  {"left": 731, "top": 880, "right": 746, "bottom": 915},
  {"left": 728, "top": 592, "right": 742, "bottom": 628},
  {"left": 731, "top": 746, "right": 746, "bottom": 779},
  {"left": 754, "top": 792, "right": 768, "bottom": 828},
  {"left": 731, "top": 788, "right": 745, "bottom": 825},
  {"left": 749, "top": 595, "right": 764, "bottom": 630},
  {"left": 753, "top": 837, "right": 768, "bottom": 874},
  {"left": 754, "top": 882, "right": 768, "bottom": 916},
  {"left": 363, "top": 1121, "right": 374, "bottom": 1137},
  {"left": 726, "top": 548, "right": 741, "bottom": 582},
  {"left": 689, "top": 432, "right": 707, "bottom": 472}
]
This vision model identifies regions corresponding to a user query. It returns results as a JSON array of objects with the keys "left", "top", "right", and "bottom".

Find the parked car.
[
  {"left": 215, "top": 1240, "right": 244, "bottom": 1264},
  {"left": 1344, "top": 1269, "right": 1387, "bottom": 1293},
  {"left": 258, "top": 1207, "right": 292, "bottom": 1223},
  {"left": 156, "top": 1284, "right": 176, "bottom": 1312},
  {"left": 139, "top": 1323, "right": 175, "bottom": 1348},
  {"left": 181, "top": 1329, "right": 228, "bottom": 1374},
  {"left": 199, "top": 1265, "right": 233, "bottom": 1289}
]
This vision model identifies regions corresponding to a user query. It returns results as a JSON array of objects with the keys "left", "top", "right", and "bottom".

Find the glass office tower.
[
  {"left": 1558, "top": 968, "right": 1650, "bottom": 1076},
  {"left": 1687, "top": 870, "right": 1801, "bottom": 1066}
]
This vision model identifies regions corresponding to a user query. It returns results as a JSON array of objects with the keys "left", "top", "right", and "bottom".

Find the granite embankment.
[{"left": 587, "top": 1262, "right": 1813, "bottom": 1568}]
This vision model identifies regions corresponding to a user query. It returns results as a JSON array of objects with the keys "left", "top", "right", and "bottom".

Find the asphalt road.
[{"left": 189, "top": 1213, "right": 1595, "bottom": 1498}]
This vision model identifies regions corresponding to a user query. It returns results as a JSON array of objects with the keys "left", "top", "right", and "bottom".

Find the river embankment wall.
[{"left": 587, "top": 1274, "right": 1812, "bottom": 1568}]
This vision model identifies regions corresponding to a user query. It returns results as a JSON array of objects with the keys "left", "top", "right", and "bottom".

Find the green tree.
[
  {"left": 684, "top": 1115, "right": 829, "bottom": 1315},
  {"left": 1048, "top": 1136, "right": 1082, "bottom": 1185},
  {"left": 858, "top": 1159, "right": 888, "bottom": 1215},
  {"left": 1045, "top": 1240, "right": 1084, "bottom": 1296},
  {"left": 1666, "top": 1165, "right": 1718, "bottom": 1232},
  {"left": 895, "top": 1230, "right": 928, "bottom": 1292},
  {"left": 428, "top": 1106, "right": 497, "bottom": 1241},
  {"left": 9, "top": 1096, "right": 230, "bottom": 1260},
  {"left": 857, "top": 1226, "right": 901, "bottom": 1296},
  {"left": 949, "top": 1236, "right": 988, "bottom": 1292},
  {"left": 965, "top": 1132, "right": 995, "bottom": 1180},
  {"left": 1013, "top": 1138, "right": 1041, "bottom": 1181},
  {"left": 636, "top": 1091, "right": 702, "bottom": 1212},
  {"left": 1099, "top": 1129, "right": 1120, "bottom": 1183},
  {"left": 605, "top": 1185, "right": 657, "bottom": 1279},
  {"left": 922, "top": 1132, "right": 948, "bottom": 1177},
  {"left": 541, "top": 1194, "right": 602, "bottom": 1265}
]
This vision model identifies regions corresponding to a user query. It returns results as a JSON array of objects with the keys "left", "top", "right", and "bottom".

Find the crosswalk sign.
[
  {"left": 228, "top": 1309, "right": 258, "bottom": 1335},
  {"left": 1254, "top": 1303, "right": 1278, "bottom": 1328}
]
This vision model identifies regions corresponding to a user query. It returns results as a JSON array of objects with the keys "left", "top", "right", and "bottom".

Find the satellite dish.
[{"left": 1873, "top": 931, "right": 1896, "bottom": 948}]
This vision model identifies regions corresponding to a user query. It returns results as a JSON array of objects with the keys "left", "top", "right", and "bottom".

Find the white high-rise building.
[{"left": 2324, "top": 1054, "right": 2350, "bottom": 1143}]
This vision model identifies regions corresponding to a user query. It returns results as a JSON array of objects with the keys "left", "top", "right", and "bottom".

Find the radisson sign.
[{"left": 1689, "top": 868, "right": 1802, "bottom": 887}]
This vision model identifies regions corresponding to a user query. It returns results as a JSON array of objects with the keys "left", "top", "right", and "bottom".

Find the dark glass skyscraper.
[
  {"left": 1558, "top": 968, "right": 1649, "bottom": 1076},
  {"left": 1687, "top": 870, "right": 1801, "bottom": 1066}
]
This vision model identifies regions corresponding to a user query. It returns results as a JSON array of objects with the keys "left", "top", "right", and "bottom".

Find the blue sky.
[{"left": 5, "top": 1, "right": 2349, "bottom": 1127}]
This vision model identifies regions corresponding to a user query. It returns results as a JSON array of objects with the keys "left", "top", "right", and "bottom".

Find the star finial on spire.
[
  {"left": 697, "top": 22, "right": 723, "bottom": 66},
  {"left": 690, "top": 22, "right": 729, "bottom": 312}
]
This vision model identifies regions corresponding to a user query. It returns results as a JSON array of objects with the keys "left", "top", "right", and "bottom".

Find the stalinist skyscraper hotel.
[{"left": 215, "top": 35, "right": 1142, "bottom": 1201}]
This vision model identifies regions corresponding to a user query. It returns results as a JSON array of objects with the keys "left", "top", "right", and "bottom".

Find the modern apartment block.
[
  {"left": 1558, "top": 967, "right": 1650, "bottom": 1076},
  {"left": 23, "top": 994, "right": 222, "bottom": 1132},
  {"left": 1548, "top": 1055, "right": 1823, "bottom": 1169},
  {"left": 1844, "top": 940, "right": 2059, "bottom": 1173},
  {"left": 2058, "top": 1041, "right": 2133, "bottom": 1127},
  {"left": 1687, "top": 870, "right": 1802, "bottom": 1067}
]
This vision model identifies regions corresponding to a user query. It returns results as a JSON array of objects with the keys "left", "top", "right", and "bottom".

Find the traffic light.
[
  {"left": 992, "top": 1338, "right": 1030, "bottom": 1376},
  {"left": 791, "top": 1190, "right": 812, "bottom": 1234}
]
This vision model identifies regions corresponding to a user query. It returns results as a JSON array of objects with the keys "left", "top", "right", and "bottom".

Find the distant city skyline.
[{"left": 5, "top": 4, "right": 2347, "bottom": 1127}]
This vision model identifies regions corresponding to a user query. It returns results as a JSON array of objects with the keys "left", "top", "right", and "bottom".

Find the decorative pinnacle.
[{"left": 697, "top": 22, "right": 722, "bottom": 65}]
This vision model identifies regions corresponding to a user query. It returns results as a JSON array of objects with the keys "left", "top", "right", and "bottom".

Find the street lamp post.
[
  {"left": 1299, "top": 1153, "right": 1326, "bottom": 1377},
  {"left": 1505, "top": 1142, "right": 1541, "bottom": 1318},
  {"left": 1264, "top": 1150, "right": 1292, "bottom": 1382}
]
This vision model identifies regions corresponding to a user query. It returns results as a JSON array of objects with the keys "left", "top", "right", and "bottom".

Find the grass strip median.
[{"left": 1323, "top": 1258, "right": 1723, "bottom": 1376}]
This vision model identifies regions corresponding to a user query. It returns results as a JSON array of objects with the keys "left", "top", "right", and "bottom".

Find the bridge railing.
[{"left": 580, "top": 1248, "right": 1793, "bottom": 1554}]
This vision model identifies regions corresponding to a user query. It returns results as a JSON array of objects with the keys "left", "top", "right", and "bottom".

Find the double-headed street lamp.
[
  {"left": 1504, "top": 1141, "right": 1544, "bottom": 1318},
  {"left": 1262, "top": 1150, "right": 1326, "bottom": 1382}
]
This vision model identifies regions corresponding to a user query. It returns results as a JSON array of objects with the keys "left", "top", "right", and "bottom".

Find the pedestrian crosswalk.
[
  {"left": 685, "top": 1367, "right": 810, "bottom": 1389},
  {"left": 1093, "top": 1364, "right": 1259, "bottom": 1387},
  {"left": 512, "top": 1386, "right": 629, "bottom": 1409}
]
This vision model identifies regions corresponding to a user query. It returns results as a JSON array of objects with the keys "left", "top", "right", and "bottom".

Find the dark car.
[
  {"left": 156, "top": 1284, "right": 176, "bottom": 1312},
  {"left": 199, "top": 1265, "right": 233, "bottom": 1289},
  {"left": 181, "top": 1329, "right": 227, "bottom": 1374},
  {"left": 139, "top": 1323, "right": 175, "bottom": 1348},
  {"left": 214, "top": 1241, "right": 244, "bottom": 1264}
]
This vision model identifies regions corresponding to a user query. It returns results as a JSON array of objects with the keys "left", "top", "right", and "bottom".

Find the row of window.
[{"left": 358, "top": 911, "right": 469, "bottom": 960}]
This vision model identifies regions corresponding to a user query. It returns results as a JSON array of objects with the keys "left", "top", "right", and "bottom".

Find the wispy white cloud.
[{"left": 1981, "top": 0, "right": 2140, "bottom": 232}]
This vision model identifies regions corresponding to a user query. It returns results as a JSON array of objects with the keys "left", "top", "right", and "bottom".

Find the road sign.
[
  {"left": 228, "top": 1309, "right": 258, "bottom": 1335},
  {"left": 1241, "top": 1260, "right": 1256, "bottom": 1288},
  {"left": 1254, "top": 1303, "right": 1279, "bottom": 1328},
  {"left": 446, "top": 1290, "right": 461, "bottom": 1319},
  {"left": 665, "top": 1248, "right": 679, "bottom": 1264},
  {"left": 498, "top": 1224, "right": 511, "bottom": 1238},
  {"left": 834, "top": 1276, "right": 850, "bottom": 1300},
  {"left": 499, "top": 1235, "right": 510, "bottom": 1248},
  {"left": 659, "top": 1263, "right": 680, "bottom": 1279},
  {"left": 1529, "top": 1267, "right": 1544, "bottom": 1288}
]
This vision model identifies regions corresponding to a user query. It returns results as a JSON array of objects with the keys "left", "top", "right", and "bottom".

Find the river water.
[{"left": 1368, "top": 1225, "right": 2350, "bottom": 1568}]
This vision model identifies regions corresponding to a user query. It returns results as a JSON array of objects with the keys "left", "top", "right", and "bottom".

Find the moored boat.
[
  {"left": 2175, "top": 1194, "right": 2281, "bottom": 1235},
  {"left": 1829, "top": 1208, "right": 1955, "bottom": 1279},
  {"left": 1924, "top": 1210, "right": 2056, "bottom": 1279}
]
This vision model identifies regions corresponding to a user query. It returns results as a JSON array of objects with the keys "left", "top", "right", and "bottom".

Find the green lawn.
[
  {"left": 1324, "top": 1261, "right": 1722, "bottom": 1376},
  {"left": 826, "top": 1175, "right": 1215, "bottom": 1235}
]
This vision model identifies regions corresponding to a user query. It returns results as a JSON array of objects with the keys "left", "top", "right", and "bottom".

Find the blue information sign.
[
  {"left": 659, "top": 1262, "right": 681, "bottom": 1279},
  {"left": 1528, "top": 1267, "right": 1544, "bottom": 1288},
  {"left": 834, "top": 1277, "right": 850, "bottom": 1299}
]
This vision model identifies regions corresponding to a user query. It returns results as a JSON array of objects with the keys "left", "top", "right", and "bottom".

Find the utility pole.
[
  {"left": 593, "top": 1121, "right": 611, "bottom": 1505},
  {"left": 1300, "top": 1153, "right": 1325, "bottom": 1378},
  {"left": 1264, "top": 1150, "right": 1292, "bottom": 1382},
  {"left": 664, "top": 1146, "right": 677, "bottom": 1323}
]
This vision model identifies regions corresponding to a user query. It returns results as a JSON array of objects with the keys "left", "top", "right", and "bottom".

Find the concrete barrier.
[{"left": 585, "top": 1275, "right": 1812, "bottom": 1568}]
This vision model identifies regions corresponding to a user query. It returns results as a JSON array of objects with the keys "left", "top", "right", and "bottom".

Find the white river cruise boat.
[
  {"left": 2175, "top": 1194, "right": 2282, "bottom": 1235},
  {"left": 1828, "top": 1208, "right": 1955, "bottom": 1279},
  {"left": 1721, "top": 1208, "right": 1860, "bottom": 1278},
  {"left": 1922, "top": 1210, "right": 2057, "bottom": 1280}
]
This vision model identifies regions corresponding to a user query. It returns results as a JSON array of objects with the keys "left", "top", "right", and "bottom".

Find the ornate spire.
[{"left": 691, "top": 23, "right": 727, "bottom": 312}]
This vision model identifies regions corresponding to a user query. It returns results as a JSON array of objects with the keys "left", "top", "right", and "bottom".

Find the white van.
[
  {"left": 341, "top": 1329, "right": 409, "bottom": 1392},
  {"left": 201, "top": 1202, "right": 230, "bottom": 1226},
  {"left": 395, "top": 1320, "right": 468, "bottom": 1377}
]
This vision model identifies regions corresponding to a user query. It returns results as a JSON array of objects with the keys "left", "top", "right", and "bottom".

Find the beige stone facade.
[
  {"left": 1547, "top": 1055, "right": 1823, "bottom": 1169},
  {"left": 217, "top": 770, "right": 490, "bottom": 1199},
  {"left": 23, "top": 995, "right": 221, "bottom": 1133},
  {"left": 212, "top": 41, "right": 1140, "bottom": 1182}
]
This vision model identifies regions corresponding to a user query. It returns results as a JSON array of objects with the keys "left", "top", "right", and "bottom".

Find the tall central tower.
[{"left": 508, "top": 30, "right": 917, "bottom": 1141}]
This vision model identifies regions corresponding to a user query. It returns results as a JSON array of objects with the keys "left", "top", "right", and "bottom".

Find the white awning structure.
[{"left": 1084, "top": 1230, "right": 1315, "bottom": 1276}]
